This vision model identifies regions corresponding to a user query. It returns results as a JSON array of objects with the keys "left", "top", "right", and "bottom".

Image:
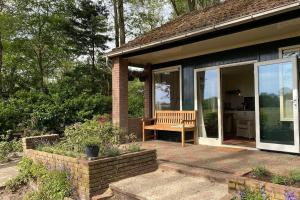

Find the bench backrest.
[{"left": 154, "top": 110, "right": 196, "bottom": 126}]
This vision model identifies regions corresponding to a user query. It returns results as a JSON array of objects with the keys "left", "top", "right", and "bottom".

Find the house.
[{"left": 106, "top": 0, "right": 300, "bottom": 154}]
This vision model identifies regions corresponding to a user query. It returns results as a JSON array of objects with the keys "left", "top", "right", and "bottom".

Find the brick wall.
[
  {"left": 23, "top": 135, "right": 157, "bottom": 200},
  {"left": 229, "top": 172, "right": 300, "bottom": 200},
  {"left": 112, "top": 57, "right": 129, "bottom": 131},
  {"left": 128, "top": 118, "right": 142, "bottom": 140},
  {"left": 144, "top": 65, "right": 152, "bottom": 118},
  {"left": 22, "top": 134, "right": 59, "bottom": 150}
]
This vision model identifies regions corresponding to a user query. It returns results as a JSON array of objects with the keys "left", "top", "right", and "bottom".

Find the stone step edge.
[
  {"left": 158, "top": 160, "right": 233, "bottom": 183},
  {"left": 109, "top": 184, "right": 146, "bottom": 200}
]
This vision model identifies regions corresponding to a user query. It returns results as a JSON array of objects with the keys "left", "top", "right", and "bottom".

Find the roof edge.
[{"left": 106, "top": 1, "right": 300, "bottom": 58}]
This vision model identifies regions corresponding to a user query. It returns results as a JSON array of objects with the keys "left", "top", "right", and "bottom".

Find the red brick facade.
[
  {"left": 144, "top": 65, "right": 152, "bottom": 118},
  {"left": 112, "top": 57, "right": 129, "bottom": 131},
  {"left": 23, "top": 135, "right": 158, "bottom": 200}
]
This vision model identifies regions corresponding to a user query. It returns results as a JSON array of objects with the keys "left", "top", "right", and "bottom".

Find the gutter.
[{"left": 106, "top": 1, "right": 300, "bottom": 58}]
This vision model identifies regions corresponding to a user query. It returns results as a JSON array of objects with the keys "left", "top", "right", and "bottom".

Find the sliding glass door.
[
  {"left": 194, "top": 68, "right": 221, "bottom": 145},
  {"left": 255, "top": 58, "right": 299, "bottom": 153}
]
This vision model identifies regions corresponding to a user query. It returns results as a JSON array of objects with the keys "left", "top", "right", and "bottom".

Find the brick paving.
[{"left": 141, "top": 140, "right": 300, "bottom": 175}]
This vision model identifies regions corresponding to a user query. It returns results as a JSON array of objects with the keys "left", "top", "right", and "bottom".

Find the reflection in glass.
[
  {"left": 197, "top": 70, "right": 218, "bottom": 138},
  {"left": 258, "top": 62, "right": 294, "bottom": 145},
  {"left": 154, "top": 71, "right": 180, "bottom": 111}
]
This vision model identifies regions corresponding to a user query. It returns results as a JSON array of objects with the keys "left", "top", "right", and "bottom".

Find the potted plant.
[{"left": 84, "top": 138, "right": 100, "bottom": 158}]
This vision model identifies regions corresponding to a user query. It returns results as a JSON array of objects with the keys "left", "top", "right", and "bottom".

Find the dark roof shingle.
[{"left": 110, "top": 0, "right": 299, "bottom": 54}]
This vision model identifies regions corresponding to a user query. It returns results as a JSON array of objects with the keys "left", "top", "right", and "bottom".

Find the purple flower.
[
  {"left": 286, "top": 191, "right": 297, "bottom": 200},
  {"left": 239, "top": 190, "right": 246, "bottom": 199}
]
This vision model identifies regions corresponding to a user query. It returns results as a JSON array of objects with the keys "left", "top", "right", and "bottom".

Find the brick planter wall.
[
  {"left": 229, "top": 171, "right": 300, "bottom": 200},
  {"left": 23, "top": 135, "right": 158, "bottom": 200}
]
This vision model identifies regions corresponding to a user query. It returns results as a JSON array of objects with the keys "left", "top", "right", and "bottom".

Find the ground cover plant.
[
  {"left": 5, "top": 157, "right": 72, "bottom": 200},
  {"left": 248, "top": 166, "right": 300, "bottom": 187}
]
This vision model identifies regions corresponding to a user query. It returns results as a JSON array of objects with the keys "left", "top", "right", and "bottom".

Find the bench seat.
[{"left": 142, "top": 110, "right": 197, "bottom": 147}]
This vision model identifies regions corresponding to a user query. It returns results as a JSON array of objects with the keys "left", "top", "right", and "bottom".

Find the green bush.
[
  {"left": 128, "top": 79, "right": 144, "bottom": 118},
  {"left": 5, "top": 157, "right": 71, "bottom": 200},
  {"left": 105, "top": 146, "right": 121, "bottom": 157},
  {"left": 251, "top": 166, "right": 269, "bottom": 178},
  {"left": 0, "top": 90, "right": 112, "bottom": 135},
  {"left": 37, "top": 119, "right": 125, "bottom": 157},
  {"left": 271, "top": 175, "right": 289, "bottom": 185},
  {"left": 127, "top": 143, "right": 141, "bottom": 153},
  {"left": 0, "top": 139, "right": 22, "bottom": 162},
  {"left": 288, "top": 170, "right": 300, "bottom": 184}
]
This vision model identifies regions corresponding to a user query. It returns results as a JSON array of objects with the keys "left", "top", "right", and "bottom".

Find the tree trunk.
[
  {"left": 188, "top": 0, "right": 196, "bottom": 12},
  {"left": 118, "top": 0, "right": 125, "bottom": 45},
  {"left": 113, "top": 0, "right": 120, "bottom": 48},
  {"left": 169, "top": 0, "right": 180, "bottom": 16},
  {"left": 0, "top": 33, "right": 3, "bottom": 96}
]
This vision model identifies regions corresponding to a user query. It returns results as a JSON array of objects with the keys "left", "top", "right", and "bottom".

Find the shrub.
[
  {"left": 127, "top": 143, "right": 141, "bottom": 153},
  {"left": 0, "top": 139, "right": 22, "bottom": 162},
  {"left": 288, "top": 170, "right": 300, "bottom": 184},
  {"left": 5, "top": 157, "right": 71, "bottom": 200},
  {"left": 105, "top": 146, "right": 121, "bottom": 157},
  {"left": 271, "top": 175, "right": 289, "bottom": 185},
  {"left": 251, "top": 166, "right": 269, "bottom": 178}
]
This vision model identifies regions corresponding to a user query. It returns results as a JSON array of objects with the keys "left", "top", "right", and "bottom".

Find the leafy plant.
[
  {"left": 127, "top": 143, "right": 141, "bottom": 153},
  {"left": 105, "top": 146, "right": 121, "bottom": 157},
  {"left": 271, "top": 175, "right": 289, "bottom": 185},
  {"left": 251, "top": 166, "right": 269, "bottom": 178},
  {"left": 288, "top": 170, "right": 300, "bottom": 184},
  {"left": 5, "top": 157, "right": 71, "bottom": 200},
  {"left": 0, "top": 139, "right": 22, "bottom": 162},
  {"left": 236, "top": 187, "right": 269, "bottom": 200}
]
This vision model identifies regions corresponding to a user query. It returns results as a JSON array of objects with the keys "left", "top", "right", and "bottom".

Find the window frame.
[
  {"left": 279, "top": 44, "right": 300, "bottom": 59},
  {"left": 278, "top": 45, "right": 300, "bottom": 121},
  {"left": 152, "top": 66, "right": 182, "bottom": 116}
]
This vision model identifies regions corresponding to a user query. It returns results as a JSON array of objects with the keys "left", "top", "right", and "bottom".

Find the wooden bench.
[{"left": 142, "top": 111, "right": 197, "bottom": 147}]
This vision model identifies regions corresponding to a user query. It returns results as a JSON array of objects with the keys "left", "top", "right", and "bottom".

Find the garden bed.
[
  {"left": 229, "top": 168, "right": 300, "bottom": 200},
  {"left": 23, "top": 135, "right": 158, "bottom": 200}
]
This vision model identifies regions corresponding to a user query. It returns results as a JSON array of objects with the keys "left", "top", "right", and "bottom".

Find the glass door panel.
[
  {"left": 195, "top": 69, "right": 220, "bottom": 142},
  {"left": 255, "top": 58, "right": 299, "bottom": 153}
]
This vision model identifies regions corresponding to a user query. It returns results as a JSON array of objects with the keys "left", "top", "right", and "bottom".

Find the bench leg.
[
  {"left": 154, "top": 130, "right": 157, "bottom": 140},
  {"left": 193, "top": 130, "right": 197, "bottom": 145},
  {"left": 181, "top": 130, "right": 185, "bottom": 147},
  {"left": 143, "top": 129, "right": 145, "bottom": 142}
]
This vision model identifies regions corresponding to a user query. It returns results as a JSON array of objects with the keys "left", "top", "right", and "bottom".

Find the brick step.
[{"left": 158, "top": 160, "right": 233, "bottom": 183}]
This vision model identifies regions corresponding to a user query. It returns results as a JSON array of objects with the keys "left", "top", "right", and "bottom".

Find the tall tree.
[
  {"left": 170, "top": 0, "right": 221, "bottom": 16},
  {"left": 127, "top": 0, "right": 166, "bottom": 37},
  {"left": 11, "top": 0, "right": 70, "bottom": 92},
  {"left": 64, "top": 0, "right": 110, "bottom": 93},
  {"left": 118, "top": 0, "right": 125, "bottom": 45},
  {"left": 112, "top": 0, "right": 125, "bottom": 47},
  {"left": 112, "top": 0, "right": 120, "bottom": 47}
]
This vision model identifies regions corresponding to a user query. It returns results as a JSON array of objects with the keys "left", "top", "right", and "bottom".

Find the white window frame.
[
  {"left": 152, "top": 66, "right": 182, "bottom": 116},
  {"left": 255, "top": 57, "right": 300, "bottom": 153},
  {"left": 279, "top": 44, "right": 300, "bottom": 59},
  {"left": 278, "top": 45, "right": 300, "bottom": 121}
]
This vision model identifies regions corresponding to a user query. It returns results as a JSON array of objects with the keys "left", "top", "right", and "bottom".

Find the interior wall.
[{"left": 222, "top": 65, "right": 254, "bottom": 110}]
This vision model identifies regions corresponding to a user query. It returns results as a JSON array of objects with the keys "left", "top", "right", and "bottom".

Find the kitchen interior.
[{"left": 221, "top": 65, "right": 256, "bottom": 148}]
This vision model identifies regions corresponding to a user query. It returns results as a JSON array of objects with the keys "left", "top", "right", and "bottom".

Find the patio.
[{"left": 141, "top": 140, "right": 300, "bottom": 176}]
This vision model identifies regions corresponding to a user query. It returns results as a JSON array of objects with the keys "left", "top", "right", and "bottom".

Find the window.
[
  {"left": 153, "top": 67, "right": 181, "bottom": 111},
  {"left": 279, "top": 45, "right": 300, "bottom": 59}
]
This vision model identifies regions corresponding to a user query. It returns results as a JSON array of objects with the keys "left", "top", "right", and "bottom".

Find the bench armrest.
[
  {"left": 142, "top": 118, "right": 156, "bottom": 126},
  {"left": 142, "top": 118, "right": 156, "bottom": 122}
]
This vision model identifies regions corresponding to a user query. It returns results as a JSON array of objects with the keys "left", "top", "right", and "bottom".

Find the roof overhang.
[
  {"left": 105, "top": 1, "right": 300, "bottom": 59},
  {"left": 126, "top": 17, "right": 300, "bottom": 65}
]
